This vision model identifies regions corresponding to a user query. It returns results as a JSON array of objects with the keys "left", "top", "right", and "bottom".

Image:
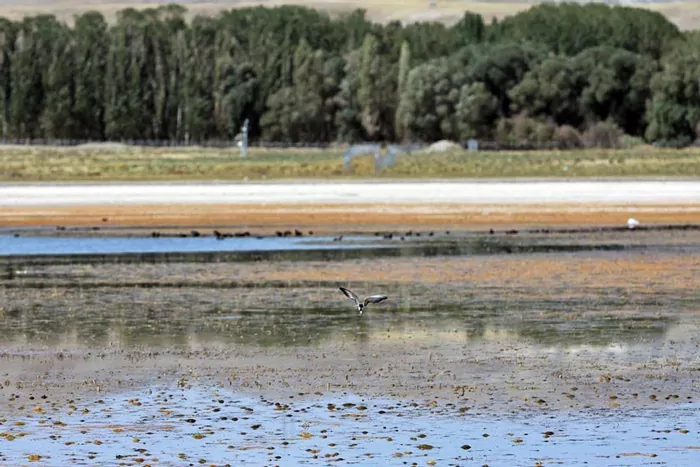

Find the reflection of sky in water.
[
  {"left": 0, "top": 234, "right": 383, "bottom": 255},
  {"left": 1, "top": 386, "right": 698, "bottom": 466},
  {"left": 2, "top": 231, "right": 676, "bottom": 259}
]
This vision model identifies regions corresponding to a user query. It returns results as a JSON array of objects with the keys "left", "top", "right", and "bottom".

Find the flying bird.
[{"left": 339, "top": 286, "right": 388, "bottom": 315}]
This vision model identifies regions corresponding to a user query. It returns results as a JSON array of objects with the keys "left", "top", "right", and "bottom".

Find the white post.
[{"left": 240, "top": 119, "right": 249, "bottom": 158}]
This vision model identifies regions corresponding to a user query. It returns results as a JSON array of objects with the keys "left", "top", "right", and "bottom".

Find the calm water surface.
[{"left": 0, "top": 234, "right": 384, "bottom": 256}]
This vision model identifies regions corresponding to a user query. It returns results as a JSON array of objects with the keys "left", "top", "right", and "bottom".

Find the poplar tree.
[
  {"left": 357, "top": 33, "right": 381, "bottom": 139},
  {"left": 395, "top": 40, "right": 411, "bottom": 141},
  {"left": 73, "top": 12, "right": 108, "bottom": 139}
]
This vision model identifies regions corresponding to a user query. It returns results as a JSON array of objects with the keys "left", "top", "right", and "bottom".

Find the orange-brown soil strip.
[
  {"left": 192, "top": 253, "right": 700, "bottom": 290},
  {"left": 2, "top": 202, "right": 700, "bottom": 232}
]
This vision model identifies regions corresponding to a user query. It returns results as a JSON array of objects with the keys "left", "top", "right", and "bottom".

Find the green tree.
[
  {"left": 42, "top": 25, "right": 76, "bottom": 138},
  {"left": 180, "top": 15, "right": 217, "bottom": 142},
  {"left": 645, "top": 37, "right": 700, "bottom": 146},
  {"left": 260, "top": 40, "right": 327, "bottom": 141},
  {"left": 332, "top": 9, "right": 373, "bottom": 52},
  {"left": 357, "top": 33, "right": 382, "bottom": 139},
  {"left": 574, "top": 46, "right": 657, "bottom": 136},
  {"left": 73, "top": 12, "right": 108, "bottom": 139},
  {"left": 104, "top": 9, "right": 150, "bottom": 140},
  {"left": 213, "top": 28, "right": 257, "bottom": 140},
  {"left": 509, "top": 56, "right": 587, "bottom": 128},
  {"left": 395, "top": 40, "right": 411, "bottom": 141},
  {"left": 452, "top": 12, "right": 485, "bottom": 47},
  {"left": 0, "top": 19, "right": 16, "bottom": 138},
  {"left": 465, "top": 42, "right": 546, "bottom": 118},
  {"left": 399, "top": 21, "right": 459, "bottom": 63},
  {"left": 320, "top": 54, "right": 346, "bottom": 142},
  {"left": 0, "top": 4, "right": 696, "bottom": 144},
  {"left": 456, "top": 82, "right": 500, "bottom": 139},
  {"left": 494, "top": 3, "right": 681, "bottom": 59},
  {"left": 396, "top": 57, "right": 465, "bottom": 141},
  {"left": 147, "top": 6, "right": 188, "bottom": 140},
  {"left": 11, "top": 15, "right": 68, "bottom": 139},
  {"left": 334, "top": 49, "right": 364, "bottom": 142}
]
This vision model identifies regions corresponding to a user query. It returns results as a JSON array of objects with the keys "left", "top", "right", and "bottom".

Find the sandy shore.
[
  {"left": 2, "top": 180, "right": 699, "bottom": 234},
  {"left": 3, "top": 203, "right": 700, "bottom": 235}
]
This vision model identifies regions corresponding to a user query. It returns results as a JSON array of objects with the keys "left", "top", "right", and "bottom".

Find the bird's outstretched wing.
[
  {"left": 339, "top": 287, "right": 361, "bottom": 305},
  {"left": 364, "top": 295, "right": 388, "bottom": 306}
]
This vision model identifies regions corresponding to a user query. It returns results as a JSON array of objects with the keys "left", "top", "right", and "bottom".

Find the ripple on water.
[{"left": 1, "top": 386, "right": 698, "bottom": 466}]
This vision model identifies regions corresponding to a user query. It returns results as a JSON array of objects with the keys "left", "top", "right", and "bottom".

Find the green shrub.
[{"left": 619, "top": 134, "right": 644, "bottom": 149}]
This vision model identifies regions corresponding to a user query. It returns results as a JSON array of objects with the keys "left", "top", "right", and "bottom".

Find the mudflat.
[
  {"left": 1, "top": 182, "right": 700, "bottom": 465},
  {"left": 2, "top": 240, "right": 698, "bottom": 414}
]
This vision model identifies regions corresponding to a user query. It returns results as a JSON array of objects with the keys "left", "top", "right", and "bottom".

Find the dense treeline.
[{"left": 0, "top": 3, "right": 698, "bottom": 146}]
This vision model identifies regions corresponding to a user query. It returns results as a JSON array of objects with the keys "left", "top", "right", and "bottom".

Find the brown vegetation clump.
[
  {"left": 553, "top": 125, "right": 582, "bottom": 149},
  {"left": 582, "top": 121, "right": 624, "bottom": 149},
  {"left": 495, "top": 115, "right": 557, "bottom": 147}
]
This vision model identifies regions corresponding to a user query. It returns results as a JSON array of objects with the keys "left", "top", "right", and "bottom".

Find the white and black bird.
[{"left": 339, "top": 286, "right": 388, "bottom": 315}]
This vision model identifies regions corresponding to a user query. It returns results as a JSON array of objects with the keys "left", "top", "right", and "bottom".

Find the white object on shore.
[{"left": 627, "top": 218, "right": 640, "bottom": 229}]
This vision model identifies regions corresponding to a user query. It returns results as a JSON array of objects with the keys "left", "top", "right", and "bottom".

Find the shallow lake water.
[
  {"left": 0, "top": 234, "right": 386, "bottom": 256},
  {"left": 1, "top": 228, "right": 700, "bottom": 466},
  {"left": 1, "top": 385, "right": 698, "bottom": 466}
]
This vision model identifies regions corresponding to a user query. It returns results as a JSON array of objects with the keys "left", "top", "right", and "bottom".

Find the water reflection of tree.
[{"left": 0, "top": 299, "right": 677, "bottom": 350}]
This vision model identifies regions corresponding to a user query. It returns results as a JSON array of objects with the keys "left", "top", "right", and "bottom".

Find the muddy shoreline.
[{"left": 3, "top": 201, "right": 700, "bottom": 236}]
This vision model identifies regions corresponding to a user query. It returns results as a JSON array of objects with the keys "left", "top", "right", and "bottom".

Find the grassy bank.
[{"left": 1, "top": 144, "right": 700, "bottom": 181}]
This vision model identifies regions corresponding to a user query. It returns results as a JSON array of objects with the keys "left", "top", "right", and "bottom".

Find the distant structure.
[
  {"left": 235, "top": 119, "right": 249, "bottom": 158},
  {"left": 342, "top": 143, "right": 424, "bottom": 173}
]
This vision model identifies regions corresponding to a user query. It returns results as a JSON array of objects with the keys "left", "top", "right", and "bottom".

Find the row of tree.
[{"left": 0, "top": 4, "right": 697, "bottom": 146}]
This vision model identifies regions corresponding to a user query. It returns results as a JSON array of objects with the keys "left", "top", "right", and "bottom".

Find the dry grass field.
[
  {"left": 2, "top": 144, "right": 700, "bottom": 182},
  {"left": 1, "top": 1, "right": 699, "bottom": 30}
]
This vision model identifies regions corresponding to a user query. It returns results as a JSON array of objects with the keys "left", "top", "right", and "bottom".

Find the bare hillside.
[{"left": 1, "top": 0, "right": 699, "bottom": 29}]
